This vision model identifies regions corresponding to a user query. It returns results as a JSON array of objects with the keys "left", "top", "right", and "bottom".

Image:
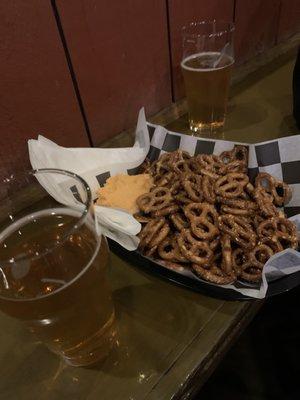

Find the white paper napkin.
[{"left": 28, "top": 108, "right": 150, "bottom": 250}]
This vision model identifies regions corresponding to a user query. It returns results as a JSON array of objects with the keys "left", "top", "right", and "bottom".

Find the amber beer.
[
  {"left": 0, "top": 209, "right": 116, "bottom": 366},
  {"left": 181, "top": 51, "right": 234, "bottom": 133}
]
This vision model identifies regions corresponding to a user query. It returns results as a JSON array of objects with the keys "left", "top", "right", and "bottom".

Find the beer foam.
[{"left": 181, "top": 51, "right": 234, "bottom": 72}]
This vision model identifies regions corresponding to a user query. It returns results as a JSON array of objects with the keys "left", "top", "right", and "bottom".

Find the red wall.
[{"left": 0, "top": 0, "right": 299, "bottom": 178}]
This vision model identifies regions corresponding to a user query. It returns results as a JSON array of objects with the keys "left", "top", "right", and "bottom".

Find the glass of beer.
[
  {"left": 0, "top": 169, "right": 116, "bottom": 366},
  {"left": 181, "top": 21, "right": 235, "bottom": 135}
]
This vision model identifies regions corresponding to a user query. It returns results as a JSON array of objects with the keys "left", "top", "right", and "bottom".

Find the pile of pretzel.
[{"left": 134, "top": 147, "right": 298, "bottom": 285}]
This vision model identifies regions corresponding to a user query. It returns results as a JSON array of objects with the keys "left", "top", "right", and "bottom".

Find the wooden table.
[{"left": 0, "top": 52, "right": 298, "bottom": 400}]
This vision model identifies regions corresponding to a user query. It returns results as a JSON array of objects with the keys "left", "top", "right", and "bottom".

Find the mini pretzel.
[
  {"left": 215, "top": 173, "right": 249, "bottom": 198},
  {"left": 249, "top": 244, "right": 273, "bottom": 265},
  {"left": 232, "top": 248, "right": 247, "bottom": 276},
  {"left": 177, "top": 229, "right": 213, "bottom": 266},
  {"left": 151, "top": 203, "right": 180, "bottom": 217},
  {"left": 240, "top": 261, "right": 263, "bottom": 283},
  {"left": 220, "top": 145, "right": 248, "bottom": 165},
  {"left": 259, "top": 237, "right": 283, "bottom": 253},
  {"left": 138, "top": 218, "right": 170, "bottom": 251},
  {"left": 202, "top": 175, "right": 216, "bottom": 203},
  {"left": 184, "top": 202, "right": 218, "bottom": 225},
  {"left": 158, "top": 236, "right": 188, "bottom": 263},
  {"left": 191, "top": 217, "right": 219, "bottom": 240},
  {"left": 196, "top": 154, "right": 222, "bottom": 172},
  {"left": 220, "top": 198, "right": 257, "bottom": 217},
  {"left": 220, "top": 234, "right": 233, "bottom": 275},
  {"left": 133, "top": 213, "right": 153, "bottom": 224},
  {"left": 153, "top": 171, "right": 175, "bottom": 187},
  {"left": 219, "top": 160, "right": 246, "bottom": 175},
  {"left": 255, "top": 172, "right": 292, "bottom": 206},
  {"left": 137, "top": 187, "right": 172, "bottom": 213},
  {"left": 160, "top": 260, "right": 189, "bottom": 272},
  {"left": 254, "top": 187, "right": 278, "bottom": 217},
  {"left": 192, "top": 263, "right": 235, "bottom": 285},
  {"left": 218, "top": 214, "right": 257, "bottom": 249},
  {"left": 170, "top": 212, "right": 189, "bottom": 231},
  {"left": 175, "top": 191, "right": 194, "bottom": 205},
  {"left": 257, "top": 217, "right": 298, "bottom": 249},
  {"left": 181, "top": 173, "right": 203, "bottom": 202},
  {"left": 173, "top": 160, "right": 193, "bottom": 174}
]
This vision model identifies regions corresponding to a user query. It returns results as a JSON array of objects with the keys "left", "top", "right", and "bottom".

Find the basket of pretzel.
[{"left": 134, "top": 146, "right": 298, "bottom": 287}]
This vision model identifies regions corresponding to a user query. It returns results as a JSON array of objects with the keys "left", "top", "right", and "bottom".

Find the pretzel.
[
  {"left": 255, "top": 172, "right": 292, "bottom": 206},
  {"left": 232, "top": 248, "right": 247, "bottom": 276},
  {"left": 137, "top": 187, "right": 172, "bottom": 213},
  {"left": 192, "top": 263, "right": 235, "bottom": 285},
  {"left": 196, "top": 154, "right": 222, "bottom": 173},
  {"left": 133, "top": 213, "right": 153, "bottom": 224},
  {"left": 181, "top": 173, "right": 203, "bottom": 202},
  {"left": 173, "top": 160, "right": 194, "bottom": 174},
  {"left": 218, "top": 214, "right": 257, "bottom": 249},
  {"left": 151, "top": 203, "right": 180, "bottom": 217},
  {"left": 158, "top": 236, "right": 188, "bottom": 263},
  {"left": 219, "top": 160, "right": 247, "bottom": 175},
  {"left": 257, "top": 217, "right": 298, "bottom": 249},
  {"left": 184, "top": 202, "right": 218, "bottom": 225},
  {"left": 219, "top": 198, "right": 257, "bottom": 216},
  {"left": 202, "top": 175, "right": 216, "bottom": 203},
  {"left": 175, "top": 191, "right": 194, "bottom": 205},
  {"left": 177, "top": 229, "right": 213, "bottom": 266},
  {"left": 138, "top": 218, "right": 170, "bottom": 252},
  {"left": 215, "top": 173, "right": 249, "bottom": 198},
  {"left": 220, "top": 234, "right": 233, "bottom": 275},
  {"left": 160, "top": 260, "right": 189, "bottom": 272},
  {"left": 220, "top": 145, "right": 248, "bottom": 166},
  {"left": 170, "top": 212, "right": 189, "bottom": 231},
  {"left": 191, "top": 217, "right": 219, "bottom": 240},
  {"left": 249, "top": 244, "right": 273, "bottom": 265},
  {"left": 254, "top": 187, "right": 278, "bottom": 217},
  {"left": 153, "top": 171, "right": 175, "bottom": 187},
  {"left": 240, "top": 261, "right": 263, "bottom": 283}
]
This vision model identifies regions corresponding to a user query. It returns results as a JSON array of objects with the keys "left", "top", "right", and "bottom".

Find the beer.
[
  {"left": 181, "top": 51, "right": 234, "bottom": 133},
  {"left": 0, "top": 208, "right": 116, "bottom": 366}
]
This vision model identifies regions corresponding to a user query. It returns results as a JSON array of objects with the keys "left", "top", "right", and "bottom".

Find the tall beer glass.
[
  {"left": 181, "top": 21, "right": 235, "bottom": 135},
  {"left": 0, "top": 169, "right": 116, "bottom": 366}
]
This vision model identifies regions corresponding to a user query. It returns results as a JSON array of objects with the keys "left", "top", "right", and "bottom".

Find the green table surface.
[{"left": 0, "top": 53, "right": 299, "bottom": 400}]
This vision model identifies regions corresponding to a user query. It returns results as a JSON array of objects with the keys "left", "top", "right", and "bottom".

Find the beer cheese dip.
[{"left": 96, "top": 174, "right": 153, "bottom": 214}]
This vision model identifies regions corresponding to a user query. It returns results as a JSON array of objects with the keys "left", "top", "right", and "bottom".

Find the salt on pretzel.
[
  {"left": 215, "top": 173, "right": 249, "bottom": 198},
  {"left": 137, "top": 187, "right": 172, "bottom": 213},
  {"left": 181, "top": 173, "right": 203, "bottom": 202},
  {"left": 158, "top": 235, "right": 188, "bottom": 263},
  {"left": 255, "top": 172, "right": 292, "bottom": 206},
  {"left": 192, "top": 263, "right": 236, "bottom": 285},
  {"left": 202, "top": 175, "right": 216, "bottom": 203},
  {"left": 177, "top": 229, "right": 213, "bottom": 266},
  {"left": 257, "top": 217, "right": 298, "bottom": 249},
  {"left": 218, "top": 214, "right": 257, "bottom": 249}
]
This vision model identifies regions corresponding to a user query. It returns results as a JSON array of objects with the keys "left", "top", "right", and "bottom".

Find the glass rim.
[
  {"left": 0, "top": 167, "right": 93, "bottom": 264},
  {"left": 182, "top": 20, "right": 235, "bottom": 38}
]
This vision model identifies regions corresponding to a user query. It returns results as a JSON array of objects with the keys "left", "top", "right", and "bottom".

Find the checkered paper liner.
[{"left": 28, "top": 109, "right": 300, "bottom": 299}]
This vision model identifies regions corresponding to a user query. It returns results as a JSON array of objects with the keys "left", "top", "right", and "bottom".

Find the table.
[{"left": 0, "top": 51, "right": 298, "bottom": 400}]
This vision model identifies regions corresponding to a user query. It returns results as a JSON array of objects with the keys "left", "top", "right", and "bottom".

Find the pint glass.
[
  {"left": 181, "top": 21, "right": 235, "bottom": 135},
  {"left": 0, "top": 169, "right": 116, "bottom": 366}
]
